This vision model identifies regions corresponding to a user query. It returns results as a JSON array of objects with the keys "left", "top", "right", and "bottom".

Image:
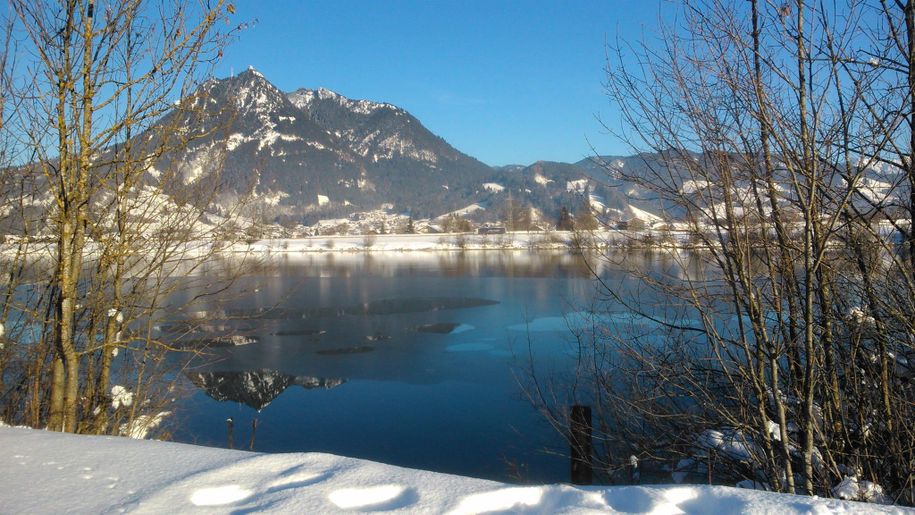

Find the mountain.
[
  {"left": 5, "top": 67, "right": 906, "bottom": 239},
  {"left": 17, "top": 68, "right": 759, "bottom": 235},
  {"left": 154, "top": 68, "right": 366, "bottom": 220},
  {"left": 150, "top": 68, "right": 504, "bottom": 224},
  {"left": 150, "top": 68, "right": 654, "bottom": 229},
  {"left": 287, "top": 86, "right": 497, "bottom": 218}
]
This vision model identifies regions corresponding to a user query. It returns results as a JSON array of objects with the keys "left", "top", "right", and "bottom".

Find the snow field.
[{"left": 0, "top": 426, "right": 905, "bottom": 514}]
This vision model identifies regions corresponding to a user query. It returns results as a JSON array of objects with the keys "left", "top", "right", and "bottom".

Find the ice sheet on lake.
[
  {"left": 509, "top": 311, "right": 701, "bottom": 333},
  {"left": 451, "top": 323, "right": 474, "bottom": 334},
  {"left": 221, "top": 297, "right": 499, "bottom": 320},
  {"left": 445, "top": 343, "right": 494, "bottom": 353}
]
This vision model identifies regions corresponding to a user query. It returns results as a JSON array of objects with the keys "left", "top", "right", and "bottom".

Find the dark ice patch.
[
  {"left": 415, "top": 323, "right": 460, "bottom": 334},
  {"left": 316, "top": 345, "right": 375, "bottom": 356}
]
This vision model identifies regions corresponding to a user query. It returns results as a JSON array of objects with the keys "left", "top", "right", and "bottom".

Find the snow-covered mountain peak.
[
  {"left": 131, "top": 69, "right": 508, "bottom": 224},
  {"left": 234, "top": 67, "right": 272, "bottom": 87},
  {"left": 224, "top": 68, "right": 289, "bottom": 115},
  {"left": 316, "top": 87, "right": 339, "bottom": 101}
]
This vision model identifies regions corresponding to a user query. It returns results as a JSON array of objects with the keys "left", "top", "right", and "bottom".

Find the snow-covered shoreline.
[
  {"left": 0, "top": 426, "right": 905, "bottom": 514},
  {"left": 1, "top": 230, "right": 689, "bottom": 260},
  {"left": 224, "top": 230, "right": 689, "bottom": 254}
]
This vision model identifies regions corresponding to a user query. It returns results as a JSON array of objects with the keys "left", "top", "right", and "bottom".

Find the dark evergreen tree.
[
  {"left": 557, "top": 207, "right": 574, "bottom": 230},
  {"left": 575, "top": 188, "right": 599, "bottom": 230},
  {"left": 502, "top": 192, "right": 516, "bottom": 231}
]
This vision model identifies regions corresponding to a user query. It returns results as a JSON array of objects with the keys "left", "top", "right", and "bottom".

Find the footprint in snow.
[
  {"left": 328, "top": 485, "right": 417, "bottom": 511},
  {"left": 265, "top": 470, "right": 332, "bottom": 493},
  {"left": 190, "top": 485, "right": 253, "bottom": 507},
  {"left": 447, "top": 487, "right": 544, "bottom": 514}
]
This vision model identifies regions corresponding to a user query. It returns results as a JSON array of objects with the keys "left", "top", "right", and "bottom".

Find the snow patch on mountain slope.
[
  {"left": 179, "top": 144, "right": 222, "bottom": 185},
  {"left": 626, "top": 205, "right": 664, "bottom": 223},
  {"left": 225, "top": 126, "right": 305, "bottom": 154},
  {"left": 533, "top": 173, "right": 553, "bottom": 186},
  {"left": 225, "top": 133, "right": 246, "bottom": 151},
  {"left": 257, "top": 190, "right": 288, "bottom": 207},
  {"left": 483, "top": 183, "right": 505, "bottom": 193},
  {"left": 847, "top": 176, "right": 895, "bottom": 203},
  {"left": 257, "top": 129, "right": 303, "bottom": 152},
  {"left": 288, "top": 87, "right": 399, "bottom": 116},
  {"left": 441, "top": 203, "right": 486, "bottom": 218},
  {"left": 352, "top": 130, "right": 438, "bottom": 163},
  {"left": 567, "top": 178, "right": 589, "bottom": 193},
  {"left": 680, "top": 180, "right": 710, "bottom": 194}
]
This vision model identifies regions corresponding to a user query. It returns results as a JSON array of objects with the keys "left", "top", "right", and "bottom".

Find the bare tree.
[
  {"left": 528, "top": 0, "right": 915, "bottom": 505},
  {"left": 0, "top": 0, "right": 256, "bottom": 438}
]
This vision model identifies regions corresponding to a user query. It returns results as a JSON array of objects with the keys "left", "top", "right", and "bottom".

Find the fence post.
[
  {"left": 628, "top": 455, "right": 639, "bottom": 484},
  {"left": 708, "top": 449, "right": 715, "bottom": 485},
  {"left": 249, "top": 418, "right": 259, "bottom": 451},
  {"left": 226, "top": 417, "right": 234, "bottom": 449},
  {"left": 570, "top": 405, "right": 593, "bottom": 485}
]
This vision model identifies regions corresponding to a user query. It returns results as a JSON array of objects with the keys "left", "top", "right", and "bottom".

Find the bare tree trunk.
[
  {"left": 906, "top": 0, "right": 915, "bottom": 274},
  {"left": 48, "top": 355, "right": 65, "bottom": 430}
]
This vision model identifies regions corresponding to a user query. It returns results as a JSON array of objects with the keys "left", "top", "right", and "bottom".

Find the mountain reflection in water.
[{"left": 189, "top": 369, "right": 345, "bottom": 411}]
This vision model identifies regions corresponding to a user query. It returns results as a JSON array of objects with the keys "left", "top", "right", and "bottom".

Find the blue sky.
[{"left": 216, "top": 1, "right": 670, "bottom": 166}]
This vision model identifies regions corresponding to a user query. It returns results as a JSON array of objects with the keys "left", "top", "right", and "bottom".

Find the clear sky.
[{"left": 216, "top": 0, "right": 670, "bottom": 166}]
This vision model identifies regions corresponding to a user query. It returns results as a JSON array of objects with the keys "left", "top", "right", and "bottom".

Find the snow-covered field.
[
  {"left": 0, "top": 426, "right": 905, "bottom": 514},
  {"left": 0, "top": 230, "right": 684, "bottom": 260},
  {"left": 234, "top": 232, "right": 574, "bottom": 252}
]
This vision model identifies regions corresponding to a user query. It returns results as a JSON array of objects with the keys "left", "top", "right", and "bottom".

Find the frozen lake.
[{"left": 166, "top": 251, "right": 669, "bottom": 483}]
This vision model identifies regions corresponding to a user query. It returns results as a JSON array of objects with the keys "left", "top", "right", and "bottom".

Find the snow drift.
[{"left": 0, "top": 426, "right": 904, "bottom": 514}]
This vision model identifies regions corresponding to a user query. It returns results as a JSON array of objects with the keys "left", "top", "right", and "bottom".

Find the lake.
[{"left": 166, "top": 250, "right": 670, "bottom": 483}]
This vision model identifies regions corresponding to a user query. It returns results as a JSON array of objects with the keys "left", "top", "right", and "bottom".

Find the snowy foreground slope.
[{"left": 0, "top": 427, "right": 907, "bottom": 514}]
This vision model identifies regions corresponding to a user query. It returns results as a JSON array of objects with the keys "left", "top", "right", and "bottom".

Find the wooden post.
[
  {"left": 628, "top": 455, "right": 639, "bottom": 484},
  {"left": 226, "top": 417, "right": 234, "bottom": 449},
  {"left": 708, "top": 449, "right": 715, "bottom": 485},
  {"left": 249, "top": 418, "right": 258, "bottom": 451},
  {"left": 570, "top": 405, "right": 593, "bottom": 485}
]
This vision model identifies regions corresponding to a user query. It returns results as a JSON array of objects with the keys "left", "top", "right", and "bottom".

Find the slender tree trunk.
[
  {"left": 906, "top": 0, "right": 915, "bottom": 273},
  {"left": 48, "top": 354, "right": 65, "bottom": 430},
  {"left": 794, "top": 0, "right": 818, "bottom": 494}
]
